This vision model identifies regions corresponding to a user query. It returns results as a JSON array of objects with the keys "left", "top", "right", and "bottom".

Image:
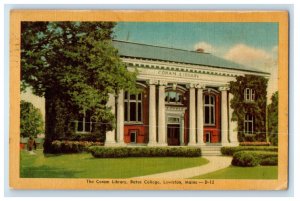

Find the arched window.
[
  {"left": 124, "top": 91, "right": 143, "bottom": 123},
  {"left": 204, "top": 94, "right": 215, "bottom": 125},
  {"left": 165, "top": 91, "right": 184, "bottom": 104}
]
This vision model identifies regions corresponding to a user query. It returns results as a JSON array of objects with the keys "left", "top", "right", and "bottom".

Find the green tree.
[
  {"left": 229, "top": 74, "right": 268, "bottom": 142},
  {"left": 267, "top": 91, "right": 278, "bottom": 146},
  {"left": 20, "top": 100, "right": 44, "bottom": 138},
  {"left": 21, "top": 22, "right": 138, "bottom": 152}
]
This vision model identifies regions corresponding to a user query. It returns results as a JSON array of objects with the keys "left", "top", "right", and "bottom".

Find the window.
[
  {"left": 244, "top": 88, "right": 255, "bottom": 102},
  {"left": 130, "top": 131, "right": 137, "bottom": 143},
  {"left": 75, "top": 110, "right": 93, "bottom": 133},
  {"left": 244, "top": 114, "right": 254, "bottom": 134},
  {"left": 124, "top": 92, "right": 143, "bottom": 123},
  {"left": 205, "top": 132, "right": 211, "bottom": 143},
  {"left": 165, "top": 91, "right": 184, "bottom": 104},
  {"left": 204, "top": 94, "right": 215, "bottom": 125}
]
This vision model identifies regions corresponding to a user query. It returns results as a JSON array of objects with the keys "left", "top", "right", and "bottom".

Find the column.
[
  {"left": 196, "top": 84, "right": 205, "bottom": 145},
  {"left": 188, "top": 83, "right": 197, "bottom": 146},
  {"left": 229, "top": 93, "right": 239, "bottom": 146},
  {"left": 117, "top": 90, "right": 126, "bottom": 145},
  {"left": 158, "top": 80, "right": 167, "bottom": 145},
  {"left": 148, "top": 79, "right": 158, "bottom": 146},
  {"left": 180, "top": 114, "right": 185, "bottom": 146},
  {"left": 219, "top": 86, "right": 229, "bottom": 145},
  {"left": 105, "top": 93, "right": 116, "bottom": 145}
]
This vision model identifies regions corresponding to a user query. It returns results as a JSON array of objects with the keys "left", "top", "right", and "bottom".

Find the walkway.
[{"left": 133, "top": 156, "right": 232, "bottom": 179}]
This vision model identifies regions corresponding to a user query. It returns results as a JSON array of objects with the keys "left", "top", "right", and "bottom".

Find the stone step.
[
  {"left": 201, "top": 151, "right": 222, "bottom": 156},
  {"left": 201, "top": 146, "right": 222, "bottom": 156}
]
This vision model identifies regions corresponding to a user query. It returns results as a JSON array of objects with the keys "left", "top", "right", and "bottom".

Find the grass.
[
  {"left": 191, "top": 165, "right": 278, "bottom": 179},
  {"left": 20, "top": 150, "right": 209, "bottom": 178}
]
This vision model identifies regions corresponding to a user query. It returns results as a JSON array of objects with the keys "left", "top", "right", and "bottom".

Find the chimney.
[{"left": 196, "top": 48, "right": 204, "bottom": 53}]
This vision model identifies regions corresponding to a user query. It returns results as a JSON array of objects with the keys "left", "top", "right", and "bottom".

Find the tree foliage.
[
  {"left": 229, "top": 75, "right": 268, "bottom": 142},
  {"left": 267, "top": 91, "right": 278, "bottom": 146},
  {"left": 21, "top": 22, "right": 138, "bottom": 152},
  {"left": 20, "top": 100, "right": 44, "bottom": 138}
]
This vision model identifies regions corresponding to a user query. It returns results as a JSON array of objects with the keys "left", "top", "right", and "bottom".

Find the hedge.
[
  {"left": 239, "top": 142, "right": 271, "bottom": 146},
  {"left": 89, "top": 146, "right": 202, "bottom": 158},
  {"left": 58, "top": 133, "right": 102, "bottom": 142},
  {"left": 221, "top": 146, "right": 278, "bottom": 156},
  {"left": 50, "top": 140, "right": 103, "bottom": 153},
  {"left": 232, "top": 151, "right": 278, "bottom": 167}
]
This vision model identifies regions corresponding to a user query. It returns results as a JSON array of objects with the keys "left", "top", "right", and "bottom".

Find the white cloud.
[
  {"left": 223, "top": 44, "right": 278, "bottom": 103},
  {"left": 223, "top": 44, "right": 274, "bottom": 69},
  {"left": 193, "top": 41, "right": 216, "bottom": 53},
  {"left": 272, "top": 45, "right": 278, "bottom": 53}
]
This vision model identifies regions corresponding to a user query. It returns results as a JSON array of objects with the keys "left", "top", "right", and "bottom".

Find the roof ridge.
[{"left": 112, "top": 39, "right": 211, "bottom": 55}]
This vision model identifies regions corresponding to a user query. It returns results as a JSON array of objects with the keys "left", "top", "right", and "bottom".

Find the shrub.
[
  {"left": 89, "top": 146, "right": 201, "bottom": 158},
  {"left": 231, "top": 151, "right": 278, "bottom": 167},
  {"left": 253, "top": 151, "right": 278, "bottom": 166},
  {"left": 240, "top": 142, "right": 271, "bottom": 146},
  {"left": 232, "top": 151, "right": 259, "bottom": 167},
  {"left": 20, "top": 100, "right": 44, "bottom": 138},
  {"left": 221, "top": 146, "right": 278, "bottom": 156},
  {"left": 58, "top": 133, "right": 101, "bottom": 142},
  {"left": 50, "top": 140, "right": 103, "bottom": 153}
]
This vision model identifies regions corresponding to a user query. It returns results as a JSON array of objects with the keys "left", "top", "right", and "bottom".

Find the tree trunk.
[{"left": 43, "top": 91, "right": 56, "bottom": 153}]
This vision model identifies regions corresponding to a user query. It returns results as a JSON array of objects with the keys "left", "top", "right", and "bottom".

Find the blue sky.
[
  {"left": 113, "top": 22, "right": 279, "bottom": 100},
  {"left": 114, "top": 22, "right": 278, "bottom": 54}
]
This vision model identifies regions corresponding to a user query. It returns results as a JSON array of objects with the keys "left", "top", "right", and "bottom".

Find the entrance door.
[{"left": 167, "top": 124, "right": 180, "bottom": 146}]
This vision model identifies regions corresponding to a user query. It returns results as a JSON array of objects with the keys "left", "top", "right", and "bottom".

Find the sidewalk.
[{"left": 133, "top": 156, "right": 232, "bottom": 179}]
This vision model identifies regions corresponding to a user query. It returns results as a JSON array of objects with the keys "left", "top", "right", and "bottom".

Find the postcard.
[{"left": 9, "top": 10, "right": 288, "bottom": 190}]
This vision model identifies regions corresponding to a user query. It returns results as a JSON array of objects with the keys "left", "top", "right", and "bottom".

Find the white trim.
[{"left": 123, "top": 57, "right": 270, "bottom": 79}]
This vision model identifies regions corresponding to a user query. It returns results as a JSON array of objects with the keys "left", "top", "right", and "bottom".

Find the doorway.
[{"left": 167, "top": 124, "right": 180, "bottom": 146}]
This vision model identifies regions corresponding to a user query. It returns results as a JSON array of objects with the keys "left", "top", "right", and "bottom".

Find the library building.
[{"left": 102, "top": 40, "right": 269, "bottom": 152}]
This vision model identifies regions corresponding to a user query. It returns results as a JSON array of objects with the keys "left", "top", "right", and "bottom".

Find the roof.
[{"left": 112, "top": 40, "right": 269, "bottom": 74}]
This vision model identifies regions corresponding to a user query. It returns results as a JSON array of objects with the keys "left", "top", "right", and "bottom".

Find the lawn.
[
  {"left": 191, "top": 165, "right": 278, "bottom": 179},
  {"left": 20, "top": 150, "right": 209, "bottom": 178}
]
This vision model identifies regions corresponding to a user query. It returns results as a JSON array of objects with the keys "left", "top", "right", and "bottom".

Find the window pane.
[
  {"left": 249, "top": 122, "right": 253, "bottom": 133},
  {"left": 169, "top": 92, "right": 176, "bottom": 102},
  {"left": 205, "top": 106, "right": 209, "bottom": 124},
  {"left": 124, "top": 92, "right": 128, "bottom": 100},
  {"left": 85, "top": 122, "right": 90, "bottom": 132},
  {"left": 138, "top": 102, "right": 142, "bottom": 121},
  {"left": 210, "top": 96, "right": 214, "bottom": 104},
  {"left": 165, "top": 92, "right": 169, "bottom": 102},
  {"left": 138, "top": 93, "right": 142, "bottom": 100},
  {"left": 178, "top": 94, "right": 183, "bottom": 103},
  {"left": 130, "top": 102, "right": 136, "bottom": 121},
  {"left": 210, "top": 107, "right": 214, "bottom": 124},
  {"left": 130, "top": 132, "right": 136, "bottom": 143},
  {"left": 130, "top": 94, "right": 136, "bottom": 100},
  {"left": 77, "top": 121, "right": 83, "bottom": 132},
  {"left": 205, "top": 95, "right": 209, "bottom": 104},
  {"left": 124, "top": 102, "right": 128, "bottom": 121}
]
